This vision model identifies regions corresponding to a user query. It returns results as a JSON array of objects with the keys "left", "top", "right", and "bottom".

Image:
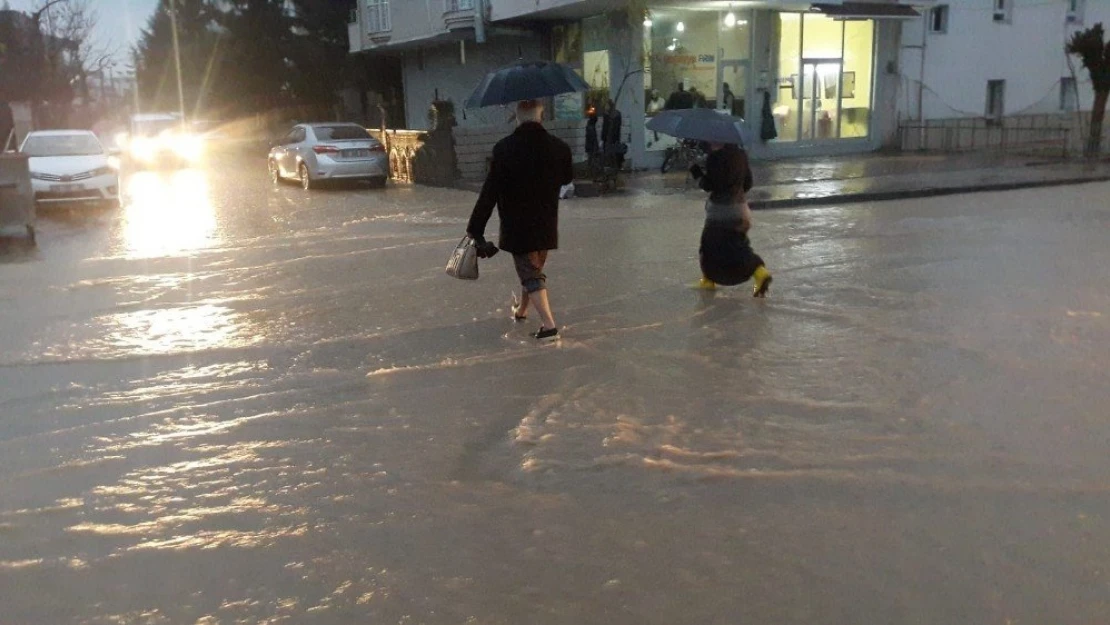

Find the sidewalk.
[{"left": 624, "top": 151, "right": 1110, "bottom": 209}]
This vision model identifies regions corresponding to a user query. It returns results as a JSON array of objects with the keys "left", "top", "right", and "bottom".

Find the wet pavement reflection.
[{"left": 1, "top": 153, "right": 1109, "bottom": 624}]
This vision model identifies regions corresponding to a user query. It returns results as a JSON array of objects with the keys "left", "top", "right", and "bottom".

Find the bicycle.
[{"left": 660, "top": 139, "right": 708, "bottom": 174}]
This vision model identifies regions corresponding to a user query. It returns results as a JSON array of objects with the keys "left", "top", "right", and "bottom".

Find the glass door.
[
  {"left": 800, "top": 60, "right": 841, "bottom": 141},
  {"left": 717, "top": 61, "right": 749, "bottom": 119}
]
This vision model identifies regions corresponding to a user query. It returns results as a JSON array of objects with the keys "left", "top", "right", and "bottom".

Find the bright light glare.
[
  {"left": 123, "top": 169, "right": 217, "bottom": 258},
  {"left": 676, "top": 21, "right": 685, "bottom": 32},
  {"left": 172, "top": 135, "right": 204, "bottom": 162},
  {"left": 724, "top": 12, "right": 736, "bottom": 28},
  {"left": 107, "top": 155, "right": 121, "bottom": 170},
  {"left": 130, "top": 137, "right": 157, "bottom": 162},
  {"left": 643, "top": 18, "right": 652, "bottom": 27}
]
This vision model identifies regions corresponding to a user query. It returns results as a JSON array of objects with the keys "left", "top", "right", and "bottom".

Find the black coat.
[
  {"left": 467, "top": 122, "right": 574, "bottom": 254},
  {"left": 699, "top": 143, "right": 753, "bottom": 204},
  {"left": 601, "top": 109, "right": 622, "bottom": 146}
]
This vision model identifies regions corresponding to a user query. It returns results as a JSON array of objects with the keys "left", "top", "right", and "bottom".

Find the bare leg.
[
  {"left": 515, "top": 288, "right": 531, "bottom": 317},
  {"left": 530, "top": 288, "right": 557, "bottom": 330}
]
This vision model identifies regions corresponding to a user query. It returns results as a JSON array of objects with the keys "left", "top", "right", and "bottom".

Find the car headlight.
[
  {"left": 29, "top": 171, "right": 49, "bottom": 180},
  {"left": 107, "top": 156, "right": 121, "bottom": 170},
  {"left": 172, "top": 135, "right": 204, "bottom": 161},
  {"left": 90, "top": 166, "right": 115, "bottom": 177},
  {"left": 130, "top": 138, "right": 157, "bottom": 161}
]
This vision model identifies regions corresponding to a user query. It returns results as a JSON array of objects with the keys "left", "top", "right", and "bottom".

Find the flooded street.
[{"left": 2, "top": 156, "right": 1109, "bottom": 624}]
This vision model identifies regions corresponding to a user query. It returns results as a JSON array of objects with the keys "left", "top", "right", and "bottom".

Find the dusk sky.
[{"left": 8, "top": 0, "right": 159, "bottom": 67}]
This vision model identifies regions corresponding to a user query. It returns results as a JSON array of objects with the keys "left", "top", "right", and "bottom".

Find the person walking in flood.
[
  {"left": 690, "top": 142, "right": 773, "bottom": 296},
  {"left": 466, "top": 99, "right": 574, "bottom": 342}
]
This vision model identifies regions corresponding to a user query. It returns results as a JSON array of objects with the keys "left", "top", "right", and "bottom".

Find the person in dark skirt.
[{"left": 690, "top": 142, "right": 772, "bottom": 296}]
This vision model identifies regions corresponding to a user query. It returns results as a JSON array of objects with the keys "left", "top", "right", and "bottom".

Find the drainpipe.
[
  {"left": 474, "top": 0, "right": 487, "bottom": 43},
  {"left": 917, "top": 12, "right": 927, "bottom": 122}
]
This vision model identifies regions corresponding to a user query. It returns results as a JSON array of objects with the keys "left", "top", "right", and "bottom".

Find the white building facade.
[
  {"left": 350, "top": 0, "right": 1110, "bottom": 170},
  {"left": 899, "top": 0, "right": 1109, "bottom": 123},
  {"left": 348, "top": 0, "right": 545, "bottom": 130}
]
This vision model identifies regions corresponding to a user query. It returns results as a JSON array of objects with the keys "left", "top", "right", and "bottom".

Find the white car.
[
  {"left": 268, "top": 123, "right": 389, "bottom": 190},
  {"left": 21, "top": 130, "right": 120, "bottom": 206}
]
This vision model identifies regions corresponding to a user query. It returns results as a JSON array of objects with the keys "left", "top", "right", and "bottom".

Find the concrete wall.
[
  {"left": 401, "top": 35, "right": 547, "bottom": 130},
  {"left": 899, "top": 0, "right": 1110, "bottom": 121},
  {"left": 0, "top": 153, "right": 34, "bottom": 231}
]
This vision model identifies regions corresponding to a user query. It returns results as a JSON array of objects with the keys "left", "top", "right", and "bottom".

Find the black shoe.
[
  {"left": 530, "top": 327, "right": 559, "bottom": 342},
  {"left": 511, "top": 294, "right": 527, "bottom": 322}
]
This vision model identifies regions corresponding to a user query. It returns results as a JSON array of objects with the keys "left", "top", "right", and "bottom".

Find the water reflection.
[
  {"left": 98, "top": 304, "right": 254, "bottom": 356},
  {"left": 123, "top": 169, "right": 218, "bottom": 258}
]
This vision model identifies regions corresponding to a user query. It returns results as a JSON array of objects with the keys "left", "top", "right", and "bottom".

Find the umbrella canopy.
[
  {"left": 646, "top": 108, "right": 752, "bottom": 146},
  {"left": 465, "top": 61, "right": 590, "bottom": 109}
]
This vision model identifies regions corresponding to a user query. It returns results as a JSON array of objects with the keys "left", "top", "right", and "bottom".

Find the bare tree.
[
  {"left": 37, "top": 0, "right": 119, "bottom": 93},
  {"left": 1067, "top": 23, "right": 1110, "bottom": 157}
]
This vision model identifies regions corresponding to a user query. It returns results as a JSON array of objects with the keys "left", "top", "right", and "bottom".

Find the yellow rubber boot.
[
  {"left": 694, "top": 277, "right": 717, "bottom": 291},
  {"left": 752, "top": 265, "right": 772, "bottom": 297}
]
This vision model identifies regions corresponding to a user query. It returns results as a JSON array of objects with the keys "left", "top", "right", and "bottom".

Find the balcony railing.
[{"left": 446, "top": 0, "right": 475, "bottom": 11}]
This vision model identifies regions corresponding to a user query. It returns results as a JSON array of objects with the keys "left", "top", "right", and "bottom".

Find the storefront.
[{"left": 545, "top": 2, "right": 913, "bottom": 167}]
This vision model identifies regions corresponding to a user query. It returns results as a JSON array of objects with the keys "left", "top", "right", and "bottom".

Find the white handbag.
[{"left": 445, "top": 236, "right": 480, "bottom": 280}]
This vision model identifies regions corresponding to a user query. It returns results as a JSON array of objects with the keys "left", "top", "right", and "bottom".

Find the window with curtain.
[{"left": 366, "top": 0, "right": 391, "bottom": 33}]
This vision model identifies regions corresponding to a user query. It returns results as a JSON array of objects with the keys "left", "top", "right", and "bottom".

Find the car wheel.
[
  {"left": 299, "top": 163, "right": 314, "bottom": 191},
  {"left": 368, "top": 176, "right": 387, "bottom": 189},
  {"left": 269, "top": 160, "right": 281, "bottom": 184}
]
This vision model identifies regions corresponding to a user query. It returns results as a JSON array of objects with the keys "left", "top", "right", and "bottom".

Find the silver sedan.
[{"left": 268, "top": 123, "right": 390, "bottom": 190}]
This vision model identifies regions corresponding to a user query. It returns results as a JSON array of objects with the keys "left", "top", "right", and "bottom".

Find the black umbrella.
[{"left": 465, "top": 61, "right": 590, "bottom": 109}]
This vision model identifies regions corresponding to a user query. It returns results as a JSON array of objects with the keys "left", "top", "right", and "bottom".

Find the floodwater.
[{"left": 1, "top": 158, "right": 1109, "bottom": 624}]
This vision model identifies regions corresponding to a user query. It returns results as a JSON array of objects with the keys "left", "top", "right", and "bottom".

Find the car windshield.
[
  {"left": 22, "top": 134, "right": 104, "bottom": 157},
  {"left": 133, "top": 119, "right": 180, "bottom": 136},
  {"left": 314, "top": 125, "right": 369, "bottom": 141}
]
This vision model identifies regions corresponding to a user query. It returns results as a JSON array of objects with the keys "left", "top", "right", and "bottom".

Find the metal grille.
[{"left": 35, "top": 171, "right": 95, "bottom": 182}]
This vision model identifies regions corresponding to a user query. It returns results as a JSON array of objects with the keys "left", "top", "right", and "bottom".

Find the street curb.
[
  {"left": 748, "top": 175, "right": 1110, "bottom": 210},
  {"left": 450, "top": 174, "right": 1110, "bottom": 207}
]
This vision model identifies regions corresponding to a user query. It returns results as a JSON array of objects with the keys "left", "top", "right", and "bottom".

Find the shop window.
[
  {"left": 839, "top": 20, "right": 873, "bottom": 139},
  {"left": 930, "top": 6, "right": 949, "bottom": 34},
  {"left": 642, "top": 9, "right": 725, "bottom": 151},
  {"left": 773, "top": 13, "right": 802, "bottom": 142},
  {"left": 1060, "top": 77, "right": 1078, "bottom": 111},
  {"left": 772, "top": 12, "right": 875, "bottom": 142},
  {"left": 992, "top": 0, "right": 1011, "bottom": 23},
  {"left": 986, "top": 80, "right": 1005, "bottom": 121}
]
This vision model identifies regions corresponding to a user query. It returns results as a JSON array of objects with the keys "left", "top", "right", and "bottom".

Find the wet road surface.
[{"left": 1, "top": 155, "right": 1109, "bottom": 624}]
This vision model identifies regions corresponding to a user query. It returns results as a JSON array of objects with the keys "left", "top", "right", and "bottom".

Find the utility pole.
[{"left": 169, "top": 0, "right": 187, "bottom": 128}]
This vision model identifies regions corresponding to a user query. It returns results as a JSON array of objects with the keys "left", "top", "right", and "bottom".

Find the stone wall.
[
  {"left": 369, "top": 128, "right": 459, "bottom": 187},
  {"left": 454, "top": 119, "right": 634, "bottom": 181}
]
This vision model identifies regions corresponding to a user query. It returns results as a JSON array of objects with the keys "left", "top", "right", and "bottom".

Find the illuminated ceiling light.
[
  {"left": 643, "top": 18, "right": 653, "bottom": 27},
  {"left": 676, "top": 21, "right": 685, "bottom": 33},
  {"left": 724, "top": 12, "right": 736, "bottom": 28}
]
